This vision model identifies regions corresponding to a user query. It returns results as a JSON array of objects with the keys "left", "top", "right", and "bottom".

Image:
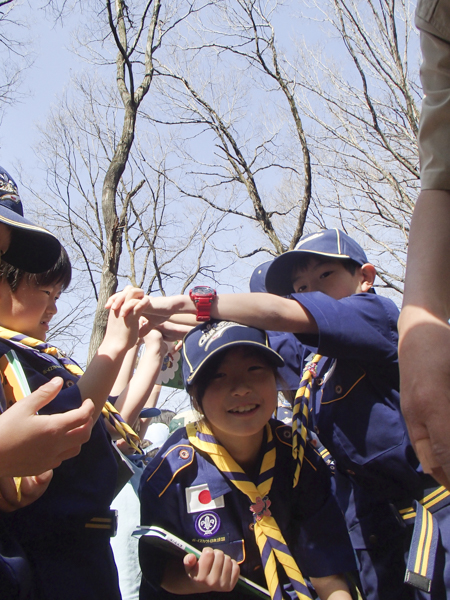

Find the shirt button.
[
  {"left": 347, "top": 469, "right": 355, "bottom": 475},
  {"left": 248, "top": 523, "right": 255, "bottom": 531},
  {"left": 335, "top": 385, "right": 343, "bottom": 394},
  {"left": 369, "top": 535, "right": 378, "bottom": 546},
  {"left": 316, "top": 378, "right": 323, "bottom": 386},
  {"left": 314, "top": 426, "right": 320, "bottom": 435}
]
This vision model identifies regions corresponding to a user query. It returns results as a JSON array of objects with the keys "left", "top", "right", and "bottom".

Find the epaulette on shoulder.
[
  {"left": 144, "top": 441, "right": 195, "bottom": 498},
  {"left": 273, "top": 420, "right": 292, "bottom": 448}
]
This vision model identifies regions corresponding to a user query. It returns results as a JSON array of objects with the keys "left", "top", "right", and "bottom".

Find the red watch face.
[
  {"left": 190, "top": 286, "right": 215, "bottom": 296},
  {"left": 190, "top": 286, "right": 217, "bottom": 322}
]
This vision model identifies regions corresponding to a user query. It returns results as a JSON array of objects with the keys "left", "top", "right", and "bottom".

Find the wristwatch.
[{"left": 189, "top": 286, "right": 217, "bottom": 322}]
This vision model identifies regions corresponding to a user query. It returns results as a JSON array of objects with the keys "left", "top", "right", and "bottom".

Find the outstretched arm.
[
  {"left": 107, "top": 288, "right": 317, "bottom": 335},
  {"left": 399, "top": 191, "right": 450, "bottom": 489},
  {"left": 0, "top": 377, "right": 94, "bottom": 477}
]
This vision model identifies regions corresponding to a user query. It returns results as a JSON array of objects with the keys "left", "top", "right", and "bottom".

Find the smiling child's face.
[{"left": 201, "top": 346, "right": 278, "bottom": 450}]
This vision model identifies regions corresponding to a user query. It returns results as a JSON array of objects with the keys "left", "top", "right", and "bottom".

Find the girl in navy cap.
[{"left": 139, "top": 320, "right": 358, "bottom": 600}]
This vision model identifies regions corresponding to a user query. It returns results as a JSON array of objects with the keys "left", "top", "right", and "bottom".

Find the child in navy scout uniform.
[
  {"left": 139, "top": 320, "right": 358, "bottom": 600},
  {"left": 0, "top": 247, "right": 147, "bottom": 600},
  {"left": 111, "top": 228, "right": 450, "bottom": 600}
]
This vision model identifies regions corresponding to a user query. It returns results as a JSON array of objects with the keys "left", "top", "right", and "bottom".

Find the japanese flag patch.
[{"left": 185, "top": 484, "right": 224, "bottom": 514}]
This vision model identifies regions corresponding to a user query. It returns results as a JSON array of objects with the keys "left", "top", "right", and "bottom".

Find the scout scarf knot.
[
  {"left": 292, "top": 354, "right": 322, "bottom": 487},
  {"left": 0, "top": 325, "right": 143, "bottom": 454},
  {"left": 186, "top": 421, "right": 312, "bottom": 600}
]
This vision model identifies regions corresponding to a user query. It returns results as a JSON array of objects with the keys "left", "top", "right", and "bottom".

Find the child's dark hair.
[
  {"left": 293, "top": 254, "right": 359, "bottom": 276},
  {"left": 188, "top": 346, "right": 280, "bottom": 415},
  {"left": 0, "top": 245, "right": 72, "bottom": 292}
]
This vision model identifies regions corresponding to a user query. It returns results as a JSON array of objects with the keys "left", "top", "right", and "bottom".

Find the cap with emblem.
[
  {"left": 182, "top": 320, "right": 284, "bottom": 387},
  {"left": 265, "top": 228, "right": 370, "bottom": 296},
  {"left": 0, "top": 166, "right": 61, "bottom": 272}
]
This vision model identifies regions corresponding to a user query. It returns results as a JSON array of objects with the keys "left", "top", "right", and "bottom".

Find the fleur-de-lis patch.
[{"left": 250, "top": 495, "right": 271, "bottom": 521}]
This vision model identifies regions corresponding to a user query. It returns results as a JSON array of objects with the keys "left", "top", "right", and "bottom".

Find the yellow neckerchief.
[
  {"left": 186, "top": 420, "right": 312, "bottom": 600},
  {"left": 291, "top": 354, "right": 322, "bottom": 487},
  {"left": 0, "top": 325, "right": 143, "bottom": 454}
]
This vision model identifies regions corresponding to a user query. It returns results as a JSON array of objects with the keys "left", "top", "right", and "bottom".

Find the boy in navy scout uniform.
[
  {"left": 139, "top": 320, "right": 358, "bottom": 600},
  {"left": 112, "top": 228, "right": 450, "bottom": 600},
  {"left": 0, "top": 245, "right": 147, "bottom": 600},
  {"left": 0, "top": 166, "right": 94, "bottom": 600}
]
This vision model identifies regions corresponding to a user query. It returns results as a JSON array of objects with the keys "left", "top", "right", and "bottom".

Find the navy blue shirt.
[
  {"left": 139, "top": 419, "right": 356, "bottom": 599},
  {"left": 0, "top": 339, "right": 120, "bottom": 600}
]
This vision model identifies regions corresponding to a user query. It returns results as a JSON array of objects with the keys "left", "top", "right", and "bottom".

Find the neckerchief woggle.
[
  {"left": 0, "top": 325, "right": 143, "bottom": 455},
  {"left": 187, "top": 420, "right": 312, "bottom": 600}
]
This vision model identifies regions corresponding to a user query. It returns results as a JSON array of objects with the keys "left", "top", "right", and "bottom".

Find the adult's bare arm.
[{"left": 399, "top": 191, "right": 450, "bottom": 489}]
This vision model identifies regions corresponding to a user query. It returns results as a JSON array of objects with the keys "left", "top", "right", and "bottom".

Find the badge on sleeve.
[{"left": 186, "top": 484, "right": 225, "bottom": 514}]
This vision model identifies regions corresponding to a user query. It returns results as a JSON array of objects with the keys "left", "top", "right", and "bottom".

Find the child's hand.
[
  {"left": 0, "top": 471, "right": 53, "bottom": 513},
  {"left": 0, "top": 378, "right": 94, "bottom": 477},
  {"left": 154, "top": 321, "right": 193, "bottom": 342},
  {"left": 105, "top": 286, "right": 148, "bottom": 315},
  {"left": 183, "top": 548, "right": 240, "bottom": 593},
  {"left": 104, "top": 291, "right": 150, "bottom": 354}
]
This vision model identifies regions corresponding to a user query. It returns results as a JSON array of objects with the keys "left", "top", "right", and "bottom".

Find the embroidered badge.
[
  {"left": 195, "top": 511, "right": 221, "bottom": 537},
  {"left": 250, "top": 496, "right": 272, "bottom": 521},
  {"left": 186, "top": 483, "right": 224, "bottom": 514},
  {"left": 198, "top": 321, "right": 247, "bottom": 351}
]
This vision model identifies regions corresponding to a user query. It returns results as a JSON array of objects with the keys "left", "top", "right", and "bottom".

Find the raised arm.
[
  {"left": 78, "top": 293, "right": 146, "bottom": 421},
  {"left": 112, "top": 329, "right": 167, "bottom": 427}
]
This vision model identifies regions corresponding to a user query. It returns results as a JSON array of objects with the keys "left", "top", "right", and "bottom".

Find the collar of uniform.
[{"left": 145, "top": 431, "right": 232, "bottom": 499}]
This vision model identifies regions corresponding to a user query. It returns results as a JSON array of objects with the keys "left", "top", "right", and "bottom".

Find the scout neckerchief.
[
  {"left": 0, "top": 325, "right": 143, "bottom": 454},
  {"left": 291, "top": 354, "right": 322, "bottom": 487},
  {"left": 186, "top": 420, "right": 312, "bottom": 600}
]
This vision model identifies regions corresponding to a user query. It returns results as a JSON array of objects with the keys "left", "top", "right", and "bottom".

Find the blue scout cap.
[
  {"left": 265, "top": 228, "right": 369, "bottom": 296},
  {"left": 182, "top": 320, "right": 285, "bottom": 387},
  {"left": 249, "top": 260, "right": 272, "bottom": 293},
  {"left": 0, "top": 166, "right": 61, "bottom": 273}
]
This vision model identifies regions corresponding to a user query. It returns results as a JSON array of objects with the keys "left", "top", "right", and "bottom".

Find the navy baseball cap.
[
  {"left": 0, "top": 166, "right": 61, "bottom": 273},
  {"left": 249, "top": 260, "right": 272, "bottom": 293},
  {"left": 182, "top": 320, "right": 284, "bottom": 387},
  {"left": 265, "top": 228, "right": 369, "bottom": 296}
]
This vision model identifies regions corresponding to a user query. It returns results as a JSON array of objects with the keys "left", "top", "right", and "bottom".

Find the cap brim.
[
  {"left": 186, "top": 340, "right": 284, "bottom": 386},
  {"left": 265, "top": 251, "right": 305, "bottom": 296},
  {"left": 0, "top": 207, "right": 61, "bottom": 273}
]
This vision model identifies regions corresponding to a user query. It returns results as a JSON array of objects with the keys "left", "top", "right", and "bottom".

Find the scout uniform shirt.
[
  {"left": 270, "top": 291, "right": 450, "bottom": 600},
  {"left": 139, "top": 419, "right": 356, "bottom": 600},
  {"left": 0, "top": 337, "right": 120, "bottom": 600}
]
